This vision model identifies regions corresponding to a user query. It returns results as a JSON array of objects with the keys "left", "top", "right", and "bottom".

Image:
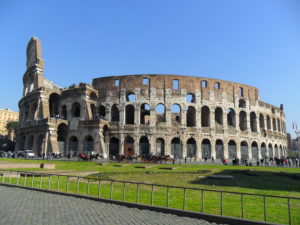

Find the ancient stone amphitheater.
[{"left": 16, "top": 37, "right": 288, "bottom": 161}]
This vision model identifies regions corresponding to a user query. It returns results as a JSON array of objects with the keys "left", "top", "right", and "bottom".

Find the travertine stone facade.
[{"left": 16, "top": 37, "right": 288, "bottom": 161}]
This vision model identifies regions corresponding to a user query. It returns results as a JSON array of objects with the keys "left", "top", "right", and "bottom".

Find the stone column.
[
  {"left": 210, "top": 139, "right": 216, "bottom": 160},
  {"left": 119, "top": 133, "right": 124, "bottom": 155},
  {"left": 236, "top": 142, "right": 241, "bottom": 159}
]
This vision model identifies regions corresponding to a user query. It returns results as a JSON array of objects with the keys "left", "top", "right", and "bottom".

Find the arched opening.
[
  {"left": 109, "top": 137, "right": 119, "bottom": 156},
  {"left": 274, "top": 144, "right": 279, "bottom": 158},
  {"left": 171, "top": 104, "right": 181, "bottom": 124},
  {"left": 49, "top": 93, "right": 60, "bottom": 118},
  {"left": 215, "top": 139, "right": 224, "bottom": 160},
  {"left": 126, "top": 92, "right": 136, "bottom": 103},
  {"left": 268, "top": 144, "right": 273, "bottom": 159},
  {"left": 37, "top": 135, "right": 45, "bottom": 156},
  {"left": 186, "top": 93, "right": 196, "bottom": 103},
  {"left": 250, "top": 112, "right": 257, "bottom": 132},
  {"left": 280, "top": 145, "right": 283, "bottom": 157},
  {"left": 83, "top": 136, "right": 94, "bottom": 153},
  {"left": 61, "top": 105, "right": 67, "bottom": 120},
  {"left": 277, "top": 119, "right": 281, "bottom": 132},
  {"left": 90, "top": 104, "right": 97, "bottom": 119},
  {"left": 239, "top": 111, "right": 247, "bottom": 131},
  {"left": 228, "top": 140, "right": 237, "bottom": 159},
  {"left": 186, "top": 106, "right": 196, "bottom": 127},
  {"left": 259, "top": 114, "right": 265, "bottom": 130},
  {"left": 102, "top": 125, "right": 110, "bottom": 143},
  {"left": 20, "top": 136, "right": 26, "bottom": 150},
  {"left": 156, "top": 138, "right": 165, "bottom": 156},
  {"left": 171, "top": 137, "right": 181, "bottom": 159},
  {"left": 261, "top": 143, "right": 267, "bottom": 159},
  {"left": 24, "top": 104, "right": 29, "bottom": 121},
  {"left": 111, "top": 104, "right": 120, "bottom": 122},
  {"left": 27, "top": 135, "right": 34, "bottom": 150},
  {"left": 227, "top": 108, "right": 236, "bottom": 127},
  {"left": 140, "top": 103, "right": 150, "bottom": 125},
  {"left": 90, "top": 92, "right": 98, "bottom": 101},
  {"left": 71, "top": 102, "right": 81, "bottom": 118},
  {"left": 251, "top": 141, "right": 258, "bottom": 160},
  {"left": 30, "top": 103, "right": 38, "bottom": 120},
  {"left": 68, "top": 136, "right": 78, "bottom": 156},
  {"left": 240, "top": 141, "right": 249, "bottom": 160},
  {"left": 98, "top": 105, "right": 106, "bottom": 119},
  {"left": 124, "top": 136, "right": 134, "bottom": 157},
  {"left": 202, "top": 139, "right": 211, "bottom": 159},
  {"left": 187, "top": 138, "right": 196, "bottom": 158},
  {"left": 215, "top": 107, "right": 223, "bottom": 125},
  {"left": 272, "top": 118, "right": 277, "bottom": 131},
  {"left": 57, "top": 123, "right": 68, "bottom": 154},
  {"left": 155, "top": 104, "right": 166, "bottom": 123},
  {"left": 267, "top": 116, "right": 271, "bottom": 130},
  {"left": 239, "top": 99, "right": 246, "bottom": 108},
  {"left": 139, "top": 136, "right": 150, "bottom": 156},
  {"left": 125, "top": 104, "right": 135, "bottom": 124},
  {"left": 201, "top": 106, "right": 210, "bottom": 127}
]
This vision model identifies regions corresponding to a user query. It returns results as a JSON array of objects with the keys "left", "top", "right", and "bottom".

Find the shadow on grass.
[{"left": 191, "top": 169, "right": 300, "bottom": 193}]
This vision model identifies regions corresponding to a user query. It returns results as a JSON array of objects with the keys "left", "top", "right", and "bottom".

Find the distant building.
[{"left": 0, "top": 108, "right": 19, "bottom": 138}]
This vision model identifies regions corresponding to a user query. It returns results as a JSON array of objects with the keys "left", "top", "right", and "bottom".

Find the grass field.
[{"left": 0, "top": 158, "right": 300, "bottom": 224}]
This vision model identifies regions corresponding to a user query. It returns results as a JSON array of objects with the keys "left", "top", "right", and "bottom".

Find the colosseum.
[{"left": 16, "top": 37, "right": 288, "bottom": 161}]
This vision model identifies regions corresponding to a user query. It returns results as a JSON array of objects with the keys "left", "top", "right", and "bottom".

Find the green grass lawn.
[{"left": 1, "top": 158, "right": 300, "bottom": 225}]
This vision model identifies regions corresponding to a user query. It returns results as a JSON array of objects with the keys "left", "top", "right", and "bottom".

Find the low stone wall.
[{"left": 0, "top": 162, "right": 55, "bottom": 169}]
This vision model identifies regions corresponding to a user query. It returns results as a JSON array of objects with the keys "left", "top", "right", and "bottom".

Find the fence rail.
[{"left": 0, "top": 170, "right": 299, "bottom": 225}]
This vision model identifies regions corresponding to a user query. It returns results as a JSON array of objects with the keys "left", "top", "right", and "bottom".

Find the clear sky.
[{"left": 0, "top": 0, "right": 300, "bottom": 136}]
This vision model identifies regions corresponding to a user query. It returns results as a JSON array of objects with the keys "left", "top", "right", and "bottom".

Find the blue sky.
[{"left": 0, "top": 0, "right": 300, "bottom": 136}]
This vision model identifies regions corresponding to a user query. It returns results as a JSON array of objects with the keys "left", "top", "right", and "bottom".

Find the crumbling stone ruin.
[{"left": 16, "top": 37, "right": 288, "bottom": 161}]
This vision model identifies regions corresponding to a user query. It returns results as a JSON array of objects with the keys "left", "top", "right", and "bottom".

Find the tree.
[{"left": 5, "top": 121, "right": 18, "bottom": 140}]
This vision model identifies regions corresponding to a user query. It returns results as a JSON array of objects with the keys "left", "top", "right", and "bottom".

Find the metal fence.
[{"left": 0, "top": 170, "right": 299, "bottom": 225}]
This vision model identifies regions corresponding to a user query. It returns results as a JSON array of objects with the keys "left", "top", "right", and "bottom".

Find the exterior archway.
[
  {"left": 124, "top": 136, "right": 134, "bottom": 156},
  {"left": 239, "top": 111, "right": 247, "bottom": 131},
  {"left": 268, "top": 143, "right": 273, "bottom": 159},
  {"left": 171, "top": 104, "right": 181, "bottom": 124},
  {"left": 215, "top": 107, "right": 223, "bottom": 125},
  {"left": 228, "top": 140, "right": 236, "bottom": 159},
  {"left": 171, "top": 137, "right": 181, "bottom": 159},
  {"left": 71, "top": 102, "right": 81, "bottom": 118},
  {"left": 202, "top": 139, "right": 211, "bottom": 159},
  {"left": 156, "top": 138, "right": 165, "bottom": 156},
  {"left": 187, "top": 138, "right": 196, "bottom": 158},
  {"left": 155, "top": 104, "right": 166, "bottom": 123},
  {"left": 201, "top": 106, "right": 210, "bottom": 127},
  {"left": 111, "top": 104, "right": 119, "bottom": 122},
  {"left": 259, "top": 114, "right": 265, "bottom": 130},
  {"left": 125, "top": 104, "right": 135, "bottom": 124},
  {"left": 251, "top": 141, "right": 258, "bottom": 160},
  {"left": 27, "top": 135, "right": 34, "bottom": 150},
  {"left": 227, "top": 109, "right": 236, "bottom": 127},
  {"left": 240, "top": 141, "right": 249, "bottom": 160},
  {"left": 140, "top": 103, "right": 150, "bottom": 125},
  {"left": 68, "top": 136, "right": 78, "bottom": 156},
  {"left": 274, "top": 144, "right": 279, "bottom": 158},
  {"left": 139, "top": 136, "right": 150, "bottom": 156},
  {"left": 186, "top": 106, "right": 196, "bottom": 127},
  {"left": 49, "top": 93, "right": 60, "bottom": 118},
  {"left": 109, "top": 137, "right": 119, "bottom": 156},
  {"left": 98, "top": 105, "right": 106, "bottom": 119},
  {"left": 215, "top": 139, "right": 224, "bottom": 160},
  {"left": 250, "top": 112, "right": 257, "bottom": 132},
  {"left": 57, "top": 123, "right": 68, "bottom": 154},
  {"left": 83, "top": 135, "right": 94, "bottom": 153},
  {"left": 261, "top": 143, "right": 267, "bottom": 159}
]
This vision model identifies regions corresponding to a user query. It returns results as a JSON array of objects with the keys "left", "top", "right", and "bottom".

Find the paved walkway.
[{"left": 0, "top": 186, "right": 226, "bottom": 225}]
